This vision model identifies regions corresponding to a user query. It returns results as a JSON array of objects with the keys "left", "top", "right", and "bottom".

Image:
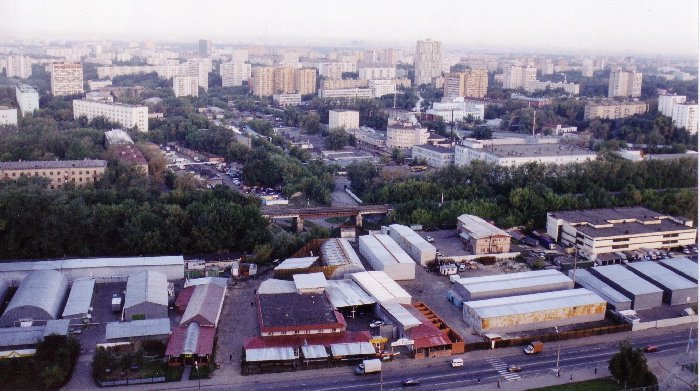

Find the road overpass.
[{"left": 261, "top": 204, "right": 392, "bottom": 232}]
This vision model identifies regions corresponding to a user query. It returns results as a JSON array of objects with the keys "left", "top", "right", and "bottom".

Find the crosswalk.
[{"left": 486, "top": 357, "right": 521, "bottom": 381}]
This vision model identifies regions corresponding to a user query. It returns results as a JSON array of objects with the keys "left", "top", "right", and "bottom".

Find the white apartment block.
[
  {"left": 97, "top": 65, "right": 189, "bottom": 80},
  {"left": 658, "top": 94, "right": 687, "bottom": 117},
  {"left": 50, "top": 63, "right": 84, "bottom": 96},
  {"left": 185, "top": 59, "right": 211, "bottom": 91},
  {"left": 671, "top": 104, "right": 698, "bottom": 134},
  {"left": 427, "top": 97, "right": 485, "bottom": 122},
  {"left": 315, "top": 61, "right": 357, "bottom": 80},
  {"left": 273, "top": 93, "right": 301, "bottom": 106},
  {"left": 73, "top": 99, "right": 148, "bottom": 132},
  {"left": 220, "top": 61, "right": 251, "bottom": 87},
  {"left": 368, "top": 79, "right": 396, "bottom": 98},
  {"left": 455, "top": 140, "right": 596, "bottom": 167},
  {"left": 15, "top": 84, "right": 39, "bottom": 116},
  {"left": 414, "top": 39, "right": 442, "bottom": 85},
  {"left": 584, "top": 101, "right": 648, "bottom": 120},
  {"left": 524, "top": 80, "right": 580, "bottom": 95},
  {"left": 5, "top": 55, "right": 32, "bottom": 78},
  {"left": 319, "top": 88, "right": 372, "bottom": 99},
  {"left": 358, "top": 66, "right": 396, "bottom": 80},
  {"left": 411, "top": 144, "right": 455, "bottom": 168},
  {"left": 0, "top": 106, "right": 18, "bottom": 126},
  {"left": 502, "top": 65, "right": 536, "bottom": 89},
  {"left": 386, "top": 122, "right": 430, "bottom": 149},
  {"left": 328, "top": 110, "right": 360, "bottom": 129},
  {"left": 173, "top": 76, "right": 199, "bottom": 97},
  {"left": 608, "top": 70, "right": 642, "bottom": 98}
]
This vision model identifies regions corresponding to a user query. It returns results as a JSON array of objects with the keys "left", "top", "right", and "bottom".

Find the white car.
[
  {"left": 369, "top": 320, "right": 386, "bottom": 328},
  {"left": 426, "top": 236, "right": 435, "bottom": 243},
  {"left": 451, "top": 358, "right": 464, "bottom": 367}
]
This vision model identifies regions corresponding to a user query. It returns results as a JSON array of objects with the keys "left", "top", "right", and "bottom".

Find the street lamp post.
[{"left": 555, "top": 327, "right": 561, "bottom": 375}]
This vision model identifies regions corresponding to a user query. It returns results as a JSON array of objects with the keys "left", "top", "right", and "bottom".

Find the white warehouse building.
[
  {"left": 359, "top": 234, "right": 415, "bottom": 280},
  {"left": 385, "top": 224, "right": 436, "bottom": 266}
]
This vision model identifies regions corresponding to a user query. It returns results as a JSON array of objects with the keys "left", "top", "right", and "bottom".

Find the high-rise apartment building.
[
  {"left": 414, "top": 39, "right": 442, "bottom": 85},
  {"left": 608, "top": 69, "right": 642, "bottom": 98},
  {"left": 51, "top": 63, "right": 84, "bottom": 96},
  {"left": 657, "top": 94, "right": 686, "bottom": 117},
  {"left": 295, "top": 68, "right": 317, "bottom": 95},
  {"left": 15, "top": 84, "right": 39, "bottom": 115},
  {"left": 671, "top": 104, "right": 698, "bottom": 134},
  {"left": 5, "top": 55, "right": 32, "bottom": 79},
  {"left": 444, "top": 69, "right": 488, "bottom": 98},
  {"left": 73, "top": 99, "right": 148, "bottom": 132},
  {"left": 377, "top": 48, "right": 398, "bottom": 66},
  {"left": 502, "top": 65, "right": 536, "bottom": 90},
  {"left": 220, "top": 61, "right": 251, "bottom": 87},
  {"left": 173, "top": 76, "right": 199, "bottom": 97},
  {"left": 273, "top": 67, "right": 296, "bottom": 94},
  {"left": 199, "top": 40, "right": 211, "bottom": 57},
  {"left": 251, "top": 67, "right": 275, "bottom": 97},
  {"left": 185, "top": 59, "right": 212, "bottom": 91},
  {"left": 358, "top": 66, "right": 396, "bottom": 80}
]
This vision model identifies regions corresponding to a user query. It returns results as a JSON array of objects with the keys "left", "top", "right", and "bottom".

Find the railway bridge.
[{"left": 261, "top": 204, "right": 392, "bottom": 232}]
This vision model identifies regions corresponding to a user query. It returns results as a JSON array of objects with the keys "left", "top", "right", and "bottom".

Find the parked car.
[
  {"left": 508, "top": 366, "right": 522, "bottom": 373},
  {"left": 426, "top": 236, "right": 435, "bottom": 243},
  {"left": 451, "top": 358, "right": 464, "bottom": 367},
  {"left": 402, "top": 379, "right": 420, "bottom": 387},
  {"left": 369, "top": 320, "right": 386, "bottom": 328},
  {"left": 643, "top": 345, "right": 658, "bottom": 353}
]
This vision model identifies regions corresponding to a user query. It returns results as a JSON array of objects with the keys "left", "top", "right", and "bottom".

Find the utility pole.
[
  {"left": 532, "top": 109, "right": 536, "bottom": 136},
  {"left": 572, "top": 248, "right": 578, "bottom": 285},
  {"left": 555, "top": 326, "right": 561, "bottom": 374},
  {"left": 688, "top": 321, "right": 694, "bottom": 354}
]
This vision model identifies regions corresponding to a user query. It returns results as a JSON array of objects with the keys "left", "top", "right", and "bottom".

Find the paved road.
[{"left": 172, "top": 328, "right": 695, "bottom": 391}]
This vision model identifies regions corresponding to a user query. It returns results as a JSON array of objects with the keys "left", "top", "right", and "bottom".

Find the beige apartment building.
[
  {"left": 444, "top": 69, "right": 488, "bottom": 98},
  {"left": 273, "top": 66, "right": 296, "bottom": 94},
  {"left": 73, "top": 99, "right": 149, "bottom": 132},
  {"left": 414, "top": 39, "right": 443, "bottom": 85},
  {"left": 172, "top": 76, "right": 199, "bottom": 97},
  {"left": 321, "top": 79, "right": 368, "bottom": 90},
  {"left": 328, "top": 109, "right": 359, "bottom": 129},
  {"left": 295, "top": 68, "right": 317, "bottom": 95},
  {"left": 0, "top": 160, "right": 107, "bottom": 189},
  {"left": 50, "top": 63, "right": 84, "bottom": 96},
  {"left": 608, "top": 70, "right": 642, "bottom": 98},
  {"left": 583, "top": 101, "right": 648, "bottom": 120},
  {"left": 457, "top": 214, "right": 511, "bottom": 255},
  {"left": 220, "top": 61, "right": 251, "bottom": 87},
  {"left": 251, "top": 67, "right": 275, "bottom": 97},
  {"left": 386, "top": 121, "right": 430, "bottom": 149},
  {"left": 502, "top": 65, "right": 536, "bottom": 90}
]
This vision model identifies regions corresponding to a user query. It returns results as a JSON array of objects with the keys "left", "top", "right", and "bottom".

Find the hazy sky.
[{"left": 1, "top": 0, "right": 698, "bottom": 56}]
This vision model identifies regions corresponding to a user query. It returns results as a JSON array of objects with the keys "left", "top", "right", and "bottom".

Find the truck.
[
  {"left": 538, "top": 235, "right": 556, "bottom": 250},
  {"left": 355, "top": 359, "right": 382, "bottom": 375},
  {"left": 524, "top": 341, "right": 544, "bottom": 354},
  {"left": 523, "top": 237, "right": 538, "bottom": 247},
  {"left": 111, "top": 294, "right": 123, "bottom": 313}
]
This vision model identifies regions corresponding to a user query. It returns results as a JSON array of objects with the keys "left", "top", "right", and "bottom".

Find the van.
[{"left": 451, "top": 358, "right": 464, "bottom": 367}]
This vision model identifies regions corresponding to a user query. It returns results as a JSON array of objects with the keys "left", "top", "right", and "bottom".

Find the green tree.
[
  {"left": 300, "top": 112, "right": 321, "bottom": 134},
  {"left": 391, "top": 148, "right": 405, "bottom": 164},
  {"left": 608, "top": 340, "right": 658, "bottom": 388},
  {"left": 325, "top": 128, "right": 350, "bottom": 150}
]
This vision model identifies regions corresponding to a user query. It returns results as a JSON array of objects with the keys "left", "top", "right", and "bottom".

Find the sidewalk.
[
  {"left": 650, "top": 351, "right": 697, "bottom": 390},
  {"left": 446, "top": 364, "right": 612, "bottom": 391}
]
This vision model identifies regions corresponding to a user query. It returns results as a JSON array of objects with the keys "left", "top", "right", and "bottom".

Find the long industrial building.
[
  {"left": 0, "top": 255, "right": 185, "bottom": 282},
  {"left": 359, "top": 234, "right": 415, "bottom": 280},
  {"left": 351, "top": 271, "right": 412, "bottom": 305},
  {"left": 320, "top": 238, "right": 366, "bottom": 279},
  {"left": 453, "top": 269, "right": 574, "bottom": 302},
  {"left": 568, "top": 269, "right": 632, "bottom": 311},
  {"left": 463, "top": 288, "right": 607, "bottom": 334},
  {"left": 659, "top": 257, "right": 698, "bottom": 283},
  {"left": 626, "top": 262, "right": 697, "bottom": 305},
  {"left": 386, "top": 224, "right": 436, "bottom": 266},
  {"left": 546, "top": 207, "right": 697, "bottom": 257},
  {"left": 589, "top": 265, "right": 663, "bottom": 310},
  {"left": 61, "top": 278, "right": 96, "bottom": 319},
  {"left": 0, "top": 270, "right": 69, "bottom": 327}
]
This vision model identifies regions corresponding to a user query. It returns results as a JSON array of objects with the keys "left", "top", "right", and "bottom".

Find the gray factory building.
[
  {"left": 454, "top": 269, "right": 574, "bottom": 302},
  {"left": 589, "top": 265, "right": 663, "bottom": 310},
  {"left": 568, "top": 269, "right": 631, "bottom": 311},
  {"left": 659, "top": 257, "right": 698, "bottom": 283},
  {"left": 123, "top": 271, "right": 169, "bottom": 321},
  {"left": 0, "top": 270, "right": 69, "bottom": 327},
  {"left": 627, "top": 262, "right": 697, "bottom": 306}
]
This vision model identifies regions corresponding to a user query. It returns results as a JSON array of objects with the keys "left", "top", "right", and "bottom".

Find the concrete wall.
[
  {"left": 632, "top": 315, "right": 698, "bottom": 331},
  {"left": 124, "top": 302, "right": 168, "bottom": 321}
]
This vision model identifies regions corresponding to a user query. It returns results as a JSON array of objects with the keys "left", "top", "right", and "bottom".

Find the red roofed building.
[{"left": 256, "top": 293, "right": 346, "bottom": 336}]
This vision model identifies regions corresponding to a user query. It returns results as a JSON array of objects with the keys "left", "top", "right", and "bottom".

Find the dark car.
[
  {"left": 643, "top": 345, "right": 658, "bottom": 353},
  {"left": 402, "top": 378, "right": 420, "bottom": 386}
]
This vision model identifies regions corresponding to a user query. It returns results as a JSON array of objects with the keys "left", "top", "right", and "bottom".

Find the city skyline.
[{"left": 1, "top": 0, "right": 698, "bottom": 58}]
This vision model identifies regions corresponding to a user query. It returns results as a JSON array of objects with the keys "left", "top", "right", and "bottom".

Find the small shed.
[{"left": 123, "top": 270, "right": 168, "bottom": 321}]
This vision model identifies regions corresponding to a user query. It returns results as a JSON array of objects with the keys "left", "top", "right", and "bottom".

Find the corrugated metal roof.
[
  {"left": 627, "top": 261, "right": 697, "bottom": 290},
  {"left": 321, "top": 238, "right": 363, "bottom": 267},
  {"left": 181, "top": 283, "right": 226, "bottom": 327},
  {"left": 2, "top": 269, "right": 68, "bottom": 320},
  {"left": 184, "top": 277, "right": 228, "bottom": 288},
  {"left": 465, "top": 288, "right": 606, "bottom": 319},
  {"left": 591, "top": 265, "right": 664, "bottom": 295},
  {"left": 293, "top": 273, "right": 328, "bottom": 291},
  {"left": 569, "top": 269, "right": 630, "bottom": 305},
  {"left": 330, "top": 342, "right": 376, "bottom": 356},
  {"left": 301, "top": 345, "right": 328, "bottom": 359},
  {"left": 457, "top": 214, "right": 508, "bottom": 239},
  {"left": 457, "top": 270, "right": 572, "bottom": 294},
  {"left": 381, "top": 303, "right": 421, "bottom": 328},
  {"left": 325, "top": 279, "right": 376, "bottom": 308},
  {"left": 105, "top": 318, "right": 171, "bottom": 340},
  {"left": 165, "top": 323, "right": 215, "bottom": 357},
  {"left": 275, "top": 257, "right": 319, "bottom": 270},
  {"left": 351, "top": 271, "right": 412, "bottom": 304},
  {"left": 258, "top": 279, "right": 297, "bottom": 294},
  {"left": 43, "top": 319, "right": 70, "bottom": 337},
  {"left": 62, "top": 278, "right": 95, "bottom": 318},
  {"left": 660, "top": 257, "right": 698, "bottom": 282},
  {"left": 359, "top": 234, "right": 414, "bottom": 266},
  {"left": 388, "top": 224, "right": 436, "bottom": 252},
  {"left": 0, "top": 327, "right": 44, "bottom": 347},
  {"left": 0, "top": 255, "right": 184, "bottom": 273},
  {"left": 245, "top": 347, "right": 297, "bottom": 362},
  {"left": 124, "top": 270, "right": 168, "bottom": 309}
]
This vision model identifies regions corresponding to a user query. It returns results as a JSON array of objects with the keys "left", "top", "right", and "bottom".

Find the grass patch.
[
  {"left": 165, "top": 366, "right": 183, "bottom": 382},
  {"left": 189, "top": 365, "right": 210, "bottom": 380},
  {"left": 527, "top": 378, "right": 622, "bottom": 391}
]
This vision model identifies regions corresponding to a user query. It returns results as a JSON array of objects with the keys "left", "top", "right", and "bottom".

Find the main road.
[{"left": 185, "top": 327, "right": 695, "bottom": 391}]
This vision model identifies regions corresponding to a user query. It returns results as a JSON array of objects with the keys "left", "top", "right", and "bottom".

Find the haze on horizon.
[{"left": 1, "top": 0, "right": 698, "bottom": 58}]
